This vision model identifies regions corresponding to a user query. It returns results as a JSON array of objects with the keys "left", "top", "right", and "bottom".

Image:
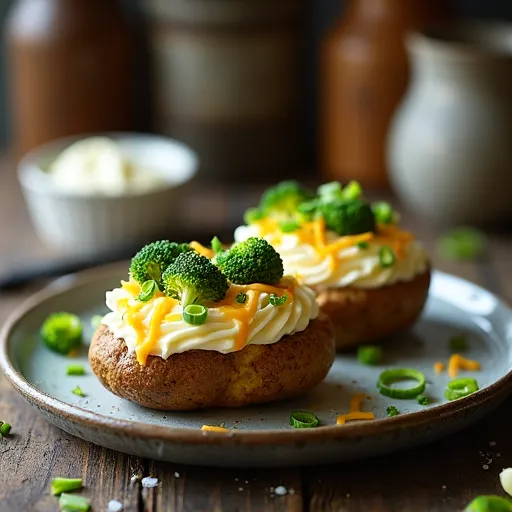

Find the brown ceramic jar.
[
  {"left": 321, "top": 0, "right": 451, "bottom": 188},
  {"left": 6, "top": 0, "right": 135, "bottom": 159}
]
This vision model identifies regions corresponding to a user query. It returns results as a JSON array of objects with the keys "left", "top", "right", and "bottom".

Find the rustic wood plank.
[{"left": 144, "top": 460, "right": 303, "bottom": 512}]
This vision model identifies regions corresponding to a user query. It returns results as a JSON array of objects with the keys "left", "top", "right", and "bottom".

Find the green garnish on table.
[
  {"left": 59, "top": 493, "right": 91, "bottom": 512},
  {"left": 465, "top": 495, "right": 512, "bottom": 511},
  {"left": 0, "top": 421, "right": 12, "bottom": 436},
  {"left": 51, "top": 478, "right": 83, "bottom": 496},
  {"left": 357, "top": 345, "right": 383, "bottom": 365},
  {"left": 290, "top": 411, "right": 319, "bottom": 429},
  {"left": 377, "top": 368, "right": 426, "bottom": 399}
]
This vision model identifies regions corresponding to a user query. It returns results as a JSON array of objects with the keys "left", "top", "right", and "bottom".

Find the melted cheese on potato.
[
  {"left": 234, "top": 218, "right": 428, "bottom": 289},
  {"left": 102, "top": 277, "right": 318, "bottom": 365}
]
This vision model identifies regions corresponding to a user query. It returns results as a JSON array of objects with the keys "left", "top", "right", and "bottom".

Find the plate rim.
[{"left": 1, "top": 264, "right": 512, "bottom": 447}]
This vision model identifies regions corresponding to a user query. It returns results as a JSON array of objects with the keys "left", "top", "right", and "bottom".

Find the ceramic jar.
[
  {"left": 321, "top": 0, "right": 450, "bottom": 189},
  {"left": 388, "top": 23, "right": 512, "bottom": 224},
  {"left": 147, "top": 0, "right": 304, "bottom": 183}
]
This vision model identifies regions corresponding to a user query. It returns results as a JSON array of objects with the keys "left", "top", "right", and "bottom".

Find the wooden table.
[{"left": 1, "top": 159, "right": 512, "bottom": 512}]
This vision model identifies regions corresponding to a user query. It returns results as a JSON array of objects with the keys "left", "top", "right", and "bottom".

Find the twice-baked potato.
[
  {"left": 89, "top": 316, "right": 335, "bottom": 411},
  {"left": 316, "top": 269, "right": 431, "bottom": 351}
]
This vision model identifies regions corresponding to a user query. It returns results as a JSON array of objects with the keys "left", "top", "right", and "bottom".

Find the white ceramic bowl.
[{"left": 18, "top": 133, "right": 199, "bottom": 257}]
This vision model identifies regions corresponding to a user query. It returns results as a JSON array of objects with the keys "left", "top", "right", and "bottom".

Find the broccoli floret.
[
  {"left": 162, "top": 251, "right": 229, "bottom": 307},
  {"left": 130, "top": 241, "right": 191, "bottom": 287},
  {"left": 41, "top": 312, "right": 83, "bottom": 355},
  {"left": 244, "top": 181, "right": 313, "bottom": 223},
  {"left": 216, "top": 237, "right": 284, "bottom": 285},
  {"left": 300, "top": 198, "right": 376, "bottom": 236}
]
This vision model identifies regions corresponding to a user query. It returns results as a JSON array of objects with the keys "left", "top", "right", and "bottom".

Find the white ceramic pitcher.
[{"left": 388, "top": 23, "right": 512, "bottom": 224}]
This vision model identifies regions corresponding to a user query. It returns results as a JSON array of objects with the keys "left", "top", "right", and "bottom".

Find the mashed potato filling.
[
  {"left": 234, "top": 218, "right": 428, "bottom": 290},
  {"left": 102, "top": 277, "right": 318, "bottom": 365}
]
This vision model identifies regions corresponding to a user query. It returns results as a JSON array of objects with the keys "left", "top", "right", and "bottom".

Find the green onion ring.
[
  {"left": 377, "top": 368, "right": 426, "bottom": 399},
  {"left": 183, "top": 304, "right": 208, "bottom": 326},
  {"left": 138, "top": 280, "right": 159, "bottom": 302},
  {"left": 289, "top": 411, "right": 319, "bottom": 429},
  {"left": 378, "top": 246, "right": 397, "bottom": 268},
  {"left": 445, "top": 378, "right": 479, "bottom": 401}
]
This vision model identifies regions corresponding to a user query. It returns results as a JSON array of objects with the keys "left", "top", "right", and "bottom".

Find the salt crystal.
[
  {"left": 108, "top": 500, "right": 123, "bottom": 512},
  {"left": 346, "top": 493, "right": 351, "bottom": 498},
  {"left": 174, "top": 472, "right": 180, "bottom": 479},
  {"left": 274, "top": 486, "right": 288, "bottom": 496},
  {"left": 483, "top": 465, "right": 489, "bottom": 470},
  {"left": 441, "top": 486, "right": 447, "bottom": 490},
  {"left": 490, "top": 441, "right": 497, "bottom": 447},
  {"left": 238, "top": 487, "right": 244, "bottom": 492},
  {"left": 141, "top": 477, "right": 159, "bottom": 488}
]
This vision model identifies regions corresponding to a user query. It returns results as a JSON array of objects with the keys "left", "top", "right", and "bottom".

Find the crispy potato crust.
[
  {"left": 89, "top": 316, "right": 335, "bottom": 411},
  {"left": 316, "top": 270, "right": 431, "bottom": 351}
]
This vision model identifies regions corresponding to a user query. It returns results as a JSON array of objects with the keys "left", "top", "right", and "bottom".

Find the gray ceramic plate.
[{"left": 1, "top": 264, "right": 512, "bottom": 468}]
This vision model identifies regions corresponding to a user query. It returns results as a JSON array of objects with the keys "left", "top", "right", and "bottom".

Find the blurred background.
[{"left": 0, "top": 0, "right": 511, "bottom": 283}]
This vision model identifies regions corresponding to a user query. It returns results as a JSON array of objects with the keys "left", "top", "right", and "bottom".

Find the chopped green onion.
[
  {"left": 269, "top": 294, "right": 287, "bottom": 306},
  {"left": 465, "top": 495, "right": 512, "bottom": 511},
  {"left": 386, "top": 405, "right": 400, "bottom": 417},
  {"left": 183, "top": 304, "right": 208, "bottom": 326},
  {"left": 137, "top": 280, "right": 159, "bottom": 302},
  {"left": 90, "top": 315, "right": 103, "bottom": 329},
  {"left": 438, "top": 227, "right": 487, "bottom": 261},
  {"left": 66, "top": 365, "right": 85, "bottom": 376},
  {"left": 244, "top": 207, "right": 264, "bottom": 225},
  {"left": 372, "top": 202, "right": 397, "bottom": 225},
  {"left": 290, "top": 411, "right": 319, "bottom": 429},
  {"left": 59, "top": 493, "right": 91, "bottom": 512},
  {"left": 377, "top": 368, "right": 426, "bottom": 399},
  {"left": 279, "top": 220, "right": 301, "bottom": 233},
  {"left": 449, "top": 334, "right": 468, "bottom": 352},
  {"left": 445, "top": 378, "right": 479, "bottom": 401},
  {"left": 356, "top": 241, "right": 369, "bottom": 250},
  {"left": 357, "top": 345, "right": 383, "bottom": 365},
  {"left": 0, "top": 422, "right": 12, "bottom": 436},
  {"left": 378, "top": 246, "right": 396, "bottom": 268},
  {"left": 72, "top": 386, "right": 86, "bottom": 397},
  {"left": 236, "top": 293, "right": 247, "bottom": 304},
  {"left": 51, "top": 477, "right": 83, "bottom": 496},
  {"left": 211, "top": 236, "right": 224, "bottom": 254},
  {"left": 342, "top": 180, "right": 362, "bottom": 200},
  {"left": 417, "top": 394, "right": 429, "bottom": 406}
]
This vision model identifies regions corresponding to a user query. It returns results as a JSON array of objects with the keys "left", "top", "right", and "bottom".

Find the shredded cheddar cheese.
[
  {"left": 190, "top": 241, "right": 214, "bottom": 259},
  {"left": 201, "top": 425, "right": 229, "bottom": 432},
  {"left": 433, "top": 362, "right": 445, "bottom": 374},
  {"left": 337, "top": 393, "right": 375, "bottom": 426},
  {"left": 336, "top": 411, "right": 376, "bottom": 426},
  {"left": 448, "top": 354, "right": 481, "bottom": 379},
  {"left": 121, "top": 280, "right": 141, "bottom": 295}
]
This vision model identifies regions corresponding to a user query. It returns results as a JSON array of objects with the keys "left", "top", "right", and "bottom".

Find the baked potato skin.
[
  {"left": 316, "top": 270, "right": 431, "bottom": 351},
  {"left": 89, "top": 315, "right": 335, "bottom": 411}
]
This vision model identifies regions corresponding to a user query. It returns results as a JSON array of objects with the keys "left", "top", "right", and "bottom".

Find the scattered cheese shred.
[
  {"left": 121, "top": 280, "right": 141, "bottom": 295},
  {"left": 448, "top": 354, "right": 481, "bottom": 379},
  {"left": 349, "top": 393, "right": 369, "bottom": 413},
  {"left": 336, "top": 393, "right": 375, "bottom": 425},
  {"left": 433, "top": 362, "right": 445, "bottom": 374},
  {"left": 201, "top": 425, "right": 230, "bottom": 433},
  {"left": 336, "top": 412, "right": 375, "bottom": 426},
  {"left": 190, "top": 241, "right": 214, "bottom": 259}
]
